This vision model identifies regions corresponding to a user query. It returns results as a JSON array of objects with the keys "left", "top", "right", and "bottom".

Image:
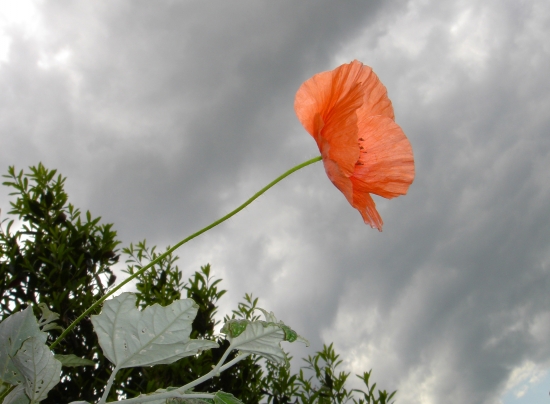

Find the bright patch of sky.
[
  {"left": 501, "top": 362, "right": 549, "bottom": 404},
  {"left": 0, "top": 0, "right": 43, "bottom": 63}
]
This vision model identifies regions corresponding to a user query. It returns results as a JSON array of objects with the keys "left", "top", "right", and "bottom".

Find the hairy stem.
[{"left": 51, "top": 156, "right": 322, "bottom": 349}]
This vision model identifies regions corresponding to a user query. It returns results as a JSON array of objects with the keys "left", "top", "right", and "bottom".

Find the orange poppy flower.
[{"left": 294, "top": 60, "right": 415, "bottom": 231}]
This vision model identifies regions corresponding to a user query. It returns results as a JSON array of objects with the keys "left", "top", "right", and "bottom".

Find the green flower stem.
[{"left": 50, "top": 155, "right": 322, "bottom": 349}]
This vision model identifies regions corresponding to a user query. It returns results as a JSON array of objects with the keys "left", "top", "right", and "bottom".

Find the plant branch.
[
  {"left": 99, "top": 365, "right": 121, "bottom": 404},
  {"left": 110, "top": 391, "right": 215, "bottom": 404},
  {"left": 218, "top": 352, "right": 251, "bottom": 373},
  {"left": 110, "top": 349, "right": 251, "bottom": 404},
  {"left": 178, "top": 347, "right": 250, "bottom": 393}
]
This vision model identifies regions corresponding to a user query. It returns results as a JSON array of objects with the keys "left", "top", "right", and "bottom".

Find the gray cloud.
[{"left": 1, "top": 1, "right": 549, "bottom": 403}]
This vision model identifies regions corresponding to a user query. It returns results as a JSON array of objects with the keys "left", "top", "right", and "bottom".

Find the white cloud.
[
  {"left": 0, "top": 0, "right": 43, "bottom": 63},
  {"left": 37, "top": 46, "right": 71, "bottom": 69}
]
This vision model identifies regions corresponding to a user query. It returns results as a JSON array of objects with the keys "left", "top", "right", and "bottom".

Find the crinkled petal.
[
  {"left": 355, "top": 66, "right": 395, "bottom": 121},
  {"left": 352, "top": 115, "right": 415, "bottom": 199},
  {"left": 294, "top": 70, "right": 332, "bottom": 142},
  {"left": 295, "top": 63, "right": 363, "bottom": 176},
  {"left": 349, "top": 191, "right": 384, "bottom": 231},
  {"left": 322, "top": 158, "right": 354, "bottom": 206}
]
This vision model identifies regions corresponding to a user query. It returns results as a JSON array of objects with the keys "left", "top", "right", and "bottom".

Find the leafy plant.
[
  {"left": 0, "top": 164, "right": 119, "bottom": 403},
  {"left": 297, "top": 344, "right": 395, "bottom": 404},
  {"left": 0, "top": 292, "right": 307, "bottom": 404}
]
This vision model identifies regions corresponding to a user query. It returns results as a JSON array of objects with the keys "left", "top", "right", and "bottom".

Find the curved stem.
[{"left": 50, "top": 156, "right": 322, "bottom": 349}]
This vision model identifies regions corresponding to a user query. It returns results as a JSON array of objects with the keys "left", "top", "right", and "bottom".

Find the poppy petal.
[
  {"left": 295, "top": 64, "right": 364, "bottom": 176},
  {"left": 349, "top": 189, "right": 384, "bottom": 231},
  {"left": 352, "top": 115, "right": 415, "bottom": 199},
  {"left": 322, "top": 157, "right": 354, "bottom": 206},
  {"left": 354, "top": 66, "right": 395, "bottom": 121}
]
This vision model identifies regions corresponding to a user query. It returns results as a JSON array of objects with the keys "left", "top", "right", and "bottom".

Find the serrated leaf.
[
  {"left": 11, "top": 337, "right": 61, "bottom": 403},
  {"left": 222, "top": 320, "right": 286, "bottom": 363},
  {"left": 0, "top": 308, "right": 47, "bottom": 385},
  {"left": 256, "top": 308, "right": 277, "bottom": 323},
  {"left": 2, "top": 384, "right": 29, "bottom": 404},
  {"left": 54, "top": 354, "right": 95, "bottom": 367},
  {"left": 91, "top": 293, "right": 218, "bottom": 368},
  {"left": 36, "top": 304, "right": 63, "bottom": 332},
  {"left": 256, "top": 309, "right": 309, "bottom": 345},
  {"left": 221, "top": 310, "right": 307, "bottom": 364},
  {"left": 213, "top": 391, "right": 244, "bottom": 404}
]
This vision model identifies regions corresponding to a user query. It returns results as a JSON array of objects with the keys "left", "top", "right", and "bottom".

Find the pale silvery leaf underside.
[
  {"left": 0, "top": 307, "right": 47, "bottom": 385},
  {"left": 91, "top": 293, "right": 218, "bottom": 369}
]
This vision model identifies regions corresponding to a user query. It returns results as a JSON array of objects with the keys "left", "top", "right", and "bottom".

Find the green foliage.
[
  {"left": 262, "top": 358, "right": 299, "bottom": 403},
  {"left": 352, "top": 370, "right": 396, "bottom": 404},
  {"left": 124, "top": 241, "right": 185, "bottom": 309},
  {"left": 120, "top": 244, "right": 264, "bottom": 403},
  {"left": 296, "top": 344, "right": 395, "bottom": 404},
  {"left": 122, "top": 242, "right": 395, "bottom": 404},
  {"left": 0, "top": 164, "right": 119, "bottom": 317},
  {"left": 0, "top": 163, "right": 119, "bottom": 404}
]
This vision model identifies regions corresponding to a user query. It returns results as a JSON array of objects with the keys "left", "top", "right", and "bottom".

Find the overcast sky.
[{"left": 1, "top": 1, "right": 549, "bottom": 403}]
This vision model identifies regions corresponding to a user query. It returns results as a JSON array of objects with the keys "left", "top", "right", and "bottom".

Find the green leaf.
[
  {"left": 0, "top": 308, "right": 47, "bottom": 385},
  {"left": 11, "top": 337, "right": 61, "bottom": 403},
  {"left": 213, "top": 391, "right": 244, "bottom": 404},
  {"left": 221, "top": 320, "right": 248, "bottom": 338},
  {"left": 91, "top": 293, "right": 218, "bottom": 368},
  {"left": 221, "top": 309, "right": 308, "bottom": 364},
  {"left": 53, "top": 355, "right": 95, "bottom": 368}
]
